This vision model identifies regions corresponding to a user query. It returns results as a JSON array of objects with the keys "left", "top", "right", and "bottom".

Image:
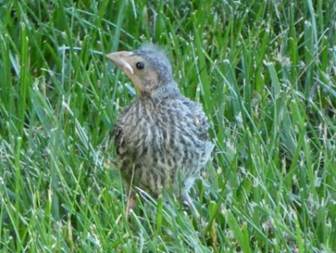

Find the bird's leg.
[
  {"left": 182, "top": 190, "right": 200, "bottom": 218},
  {"left": 126, "top": 191, "right": 136, "bottom": 217},
  {"left": 182, "top": 177, "right": 200, "bottom": 218},
  {"left": 126, "top": 166, "right": 136, "bottom": 217}
]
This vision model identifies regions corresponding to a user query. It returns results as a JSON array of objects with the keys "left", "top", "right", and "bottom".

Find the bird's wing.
[
  {"left": 193, "top": 104, "right": 211, "bottom": 141},
  {"left": 181, "top": 98, "right": 211, "bottom": 141},
  {"left": 113, "top": 104, "right": 133, "bottom": 157},
  {"left": 112, "top": 122, "right": 125, "bottom": 156},
  {"left": 193, "top": 108, "right": 211, "bottom": 141}
]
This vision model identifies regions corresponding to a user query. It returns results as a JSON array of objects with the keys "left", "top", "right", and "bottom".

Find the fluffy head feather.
[{"left": 135, "top": 44, "right": 173, "bottom": 84}]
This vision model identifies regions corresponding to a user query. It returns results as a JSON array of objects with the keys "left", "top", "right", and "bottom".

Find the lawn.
[{"left": 0, "top": 0, "right": 335, "bottom": 252}]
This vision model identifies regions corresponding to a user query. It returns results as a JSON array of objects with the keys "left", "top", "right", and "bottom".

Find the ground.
[{"left": 0, "top": 1, "right": 335, "bottom": 252}]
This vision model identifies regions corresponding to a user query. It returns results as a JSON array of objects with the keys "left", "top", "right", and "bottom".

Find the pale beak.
[{"left": 106, "top": 51, "right": 134, "bottom": 75}]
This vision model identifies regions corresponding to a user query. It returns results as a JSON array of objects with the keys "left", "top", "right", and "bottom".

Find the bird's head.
[{"left": 107, "top": 44, "right": 174, "bottom": 96}]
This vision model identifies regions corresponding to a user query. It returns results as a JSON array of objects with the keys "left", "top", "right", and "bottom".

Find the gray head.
[
  {"left": 135, "top": 44, "right": 173, "bottom": 84},
  {"left": 106, "top": 44, "right": 175, "bottom": 96}
]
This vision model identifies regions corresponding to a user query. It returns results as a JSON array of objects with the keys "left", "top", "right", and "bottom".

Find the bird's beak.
[{"left": 106, "top": 51, "right": 134, "bottom": 75}]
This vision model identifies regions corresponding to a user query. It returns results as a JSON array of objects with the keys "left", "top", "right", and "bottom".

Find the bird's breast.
[{"left": 117, "top": 100, "right": 209, "bottom": 167}]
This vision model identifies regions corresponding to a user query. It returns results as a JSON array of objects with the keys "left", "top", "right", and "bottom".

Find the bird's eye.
[{"left": 135, "top": 61, "right": 145, "bottom": 70}]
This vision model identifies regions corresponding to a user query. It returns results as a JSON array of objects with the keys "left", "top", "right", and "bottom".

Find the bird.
[{"left": 106, "top": 44, "right": 214, "bottom": 214}]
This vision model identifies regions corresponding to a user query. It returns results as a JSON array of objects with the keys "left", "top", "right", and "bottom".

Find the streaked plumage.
[{"left": 107, "top": 44, "right": 213, "bottom": 210}]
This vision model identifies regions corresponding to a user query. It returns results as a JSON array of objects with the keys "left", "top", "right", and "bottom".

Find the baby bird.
[{"left": 106, "top": 44, "right": 213, "bottom": 213}]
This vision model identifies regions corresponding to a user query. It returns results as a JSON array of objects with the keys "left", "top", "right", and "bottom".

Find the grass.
[{"left": 0, "top": 0, "right": 336, "bottom": 252}]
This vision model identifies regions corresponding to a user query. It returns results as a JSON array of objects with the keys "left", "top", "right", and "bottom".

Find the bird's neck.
[
  {"left": 135, "top": 83, "right": 180, "bottom": 118},
  {"left": 141, "top": 82, "right": 181, "bottom": 102}
]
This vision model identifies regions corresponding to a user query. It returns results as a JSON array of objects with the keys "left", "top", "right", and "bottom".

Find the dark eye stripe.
[{"left": 136, "top": 62, "right": 145, "bottom": 70}]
